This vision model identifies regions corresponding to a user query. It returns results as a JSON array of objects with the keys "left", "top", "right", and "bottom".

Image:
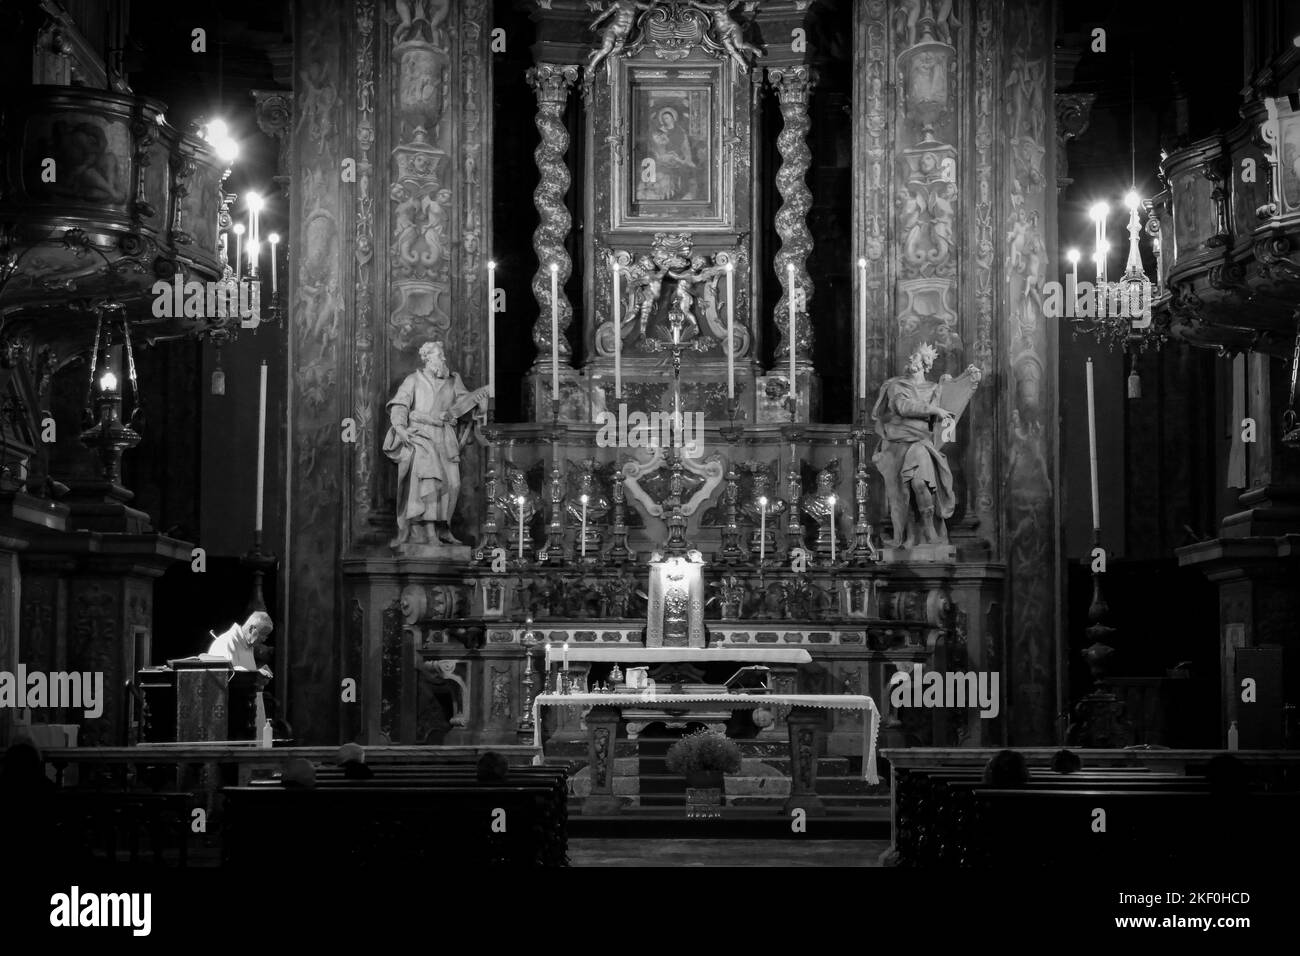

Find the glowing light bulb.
[
  {"left": 100, "top": 371, "right": 118, "bottom": 392},
  {"left": 1124, "top": 190, "right": 1141, "bottom": 211},
  {"left": 215, "top": 138, "right": 239, "bottom": 163},
  {"left": 205, "top": 119, "right": 228, "bottom": 141}
]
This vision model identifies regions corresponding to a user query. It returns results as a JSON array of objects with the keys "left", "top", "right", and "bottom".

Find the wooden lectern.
[{"left": 136, "top": 659, "right": 264, "bottom": 742}]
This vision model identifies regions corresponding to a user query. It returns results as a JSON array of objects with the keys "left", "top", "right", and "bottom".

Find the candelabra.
[
  {"left": 538, "top": 463, "right": 567, "bottom": 565},
  {"left": 783, "top": 437, "right": 804, "bottom": 558},
  {"left": 472, "top": 428, "right": 503, "bottom": 565},
  {"left": 663, "top": 456, "right": 690, "bottom": 556},
  {"left": 518, "top": 619, "right": 543, "bottom": 737},
  {"left": 717, "top": 462, "right": 746, "bottom": 563},
  {"left": 607, "top": 477, "right": 630, "bottom": 563},
  {"left": 848, "top": 424, "right": 879, "bottom": 565}
]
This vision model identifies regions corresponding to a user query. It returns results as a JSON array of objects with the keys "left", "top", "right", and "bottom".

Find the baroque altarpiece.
[{"left": 280, "top": 0, "right": 1059, "bottom": 770}]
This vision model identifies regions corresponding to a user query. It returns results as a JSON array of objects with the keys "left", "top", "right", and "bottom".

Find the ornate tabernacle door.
[
  {"left": 584, "top": 0, "right": 761, "bottom": 424},
  {"left": 645, "top": 556, "right": 706, "bottom": 647}
]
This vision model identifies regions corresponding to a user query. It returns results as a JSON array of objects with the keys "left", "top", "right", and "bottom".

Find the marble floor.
[{"left": 567, "top": 838, "right": 889, "bottom": 867}]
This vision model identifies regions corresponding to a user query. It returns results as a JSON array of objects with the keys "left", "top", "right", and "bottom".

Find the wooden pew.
[
  {"left": 895, "top": 768, "right": 1204, "bottom": 867},
  {"left": 222, "top": 775, "right": 568, "bottom": 868},
  {"left": 3, "top": 790, "right": 192, "bottom": 868}
]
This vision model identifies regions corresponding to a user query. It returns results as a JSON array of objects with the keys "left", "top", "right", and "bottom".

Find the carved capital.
[
  {"left": 1055, "top": 92, "right": 1095, "bottom": 144},
  {"left": 527, "top": 63, "right": 580, "bottom": 107},
  {"left": 767, "top": 65, "right": 817, "bottom": 106},
  {"left": 252, "top": 90, "right": 294, "bottom": 140}
]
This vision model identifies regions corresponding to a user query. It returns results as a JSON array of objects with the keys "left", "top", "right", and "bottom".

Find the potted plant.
[{"left": 665, "top": 729, "right": 742, "bottom": 818}]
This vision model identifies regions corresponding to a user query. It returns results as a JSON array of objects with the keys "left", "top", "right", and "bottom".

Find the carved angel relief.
[{"left": 585, "top": 0, "right": 763, "bottom": 80}]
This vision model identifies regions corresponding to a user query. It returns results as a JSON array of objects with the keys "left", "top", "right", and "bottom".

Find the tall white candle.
[
  {"left": 857, "top": 258, "right": 867, "bottom": 400},
  {"left": 612, "top": 259, "right": 622, "bottom": 399},
  {"left": 1086, "top": 358, "right": 1101, "bottom": 531},
  {"left": 580, "top": 494, "right": 588, "bottom": 557},
  {"left": 248, "top": 239, "right": 260, "bottom": 284},
  {"left": 268, "top": 233, "right": 280, "bottom": 294},
  {"left": 255, "top": 361, "right": 268, "bottom": 532},
  {"left": 517, "top": 496, "right": 526, "bottom": 560},
  {"left": 233, "top": 224, "right": 244, "bottom": 281},
  {"left": 563, "top": 640, "right": 568, "bottom": 669},
  {"left": 758, "top": 497, "right": 767, "bottom": 564},
  {"left": 487, "top": 260, "right": 497, "bottom": 398},
  {"left": 787, "top": 263, "right": 797, "bottom": 404},
  {"left": 550, "top": 263, "right": 560, "bottom": 401},
  {"left": 726, "top": 262, "right": 735, "bottom": 399},
  {"left": 829, "top": 495, "right": 836, "bottom": 564}
]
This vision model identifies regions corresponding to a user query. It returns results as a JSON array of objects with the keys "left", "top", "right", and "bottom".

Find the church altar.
[{"left": 534, "top": 691, "right": 880, "bottom": 814}]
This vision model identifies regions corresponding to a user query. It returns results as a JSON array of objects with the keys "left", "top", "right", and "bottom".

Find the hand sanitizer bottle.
[
  {"left": 261, "top": 719, "right": 274, "bottom": 749},
  {"left": 1227, "top": 720, "right": 1239, "bottom": 751}
]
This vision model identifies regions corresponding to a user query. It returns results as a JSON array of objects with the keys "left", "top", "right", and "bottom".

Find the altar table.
[
  {"left": 533, "top": 693, "right": 879, "bottom": 815},
  {"left": 542, "top": 646, "right": 813, "bottom": 665}
]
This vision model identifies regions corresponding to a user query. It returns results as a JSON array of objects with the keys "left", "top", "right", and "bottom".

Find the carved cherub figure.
[
  {"left": 689, "top": 1, "right": 764, "bottom": 73},
  {"left": 587, "top": 0, "right": 654, "bottom": 76}
]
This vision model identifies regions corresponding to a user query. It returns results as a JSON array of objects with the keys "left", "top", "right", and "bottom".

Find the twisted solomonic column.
[
  {"left": 526, "top": 63, "right": 580, "bottom": 371},
  {"left": 767, "top": 65, "right": 818, "bottom": 377}
]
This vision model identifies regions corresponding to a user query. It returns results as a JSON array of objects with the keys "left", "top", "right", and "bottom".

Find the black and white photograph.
[{"left": 0, "top": 0, "right": 1295, "bottom": 938}]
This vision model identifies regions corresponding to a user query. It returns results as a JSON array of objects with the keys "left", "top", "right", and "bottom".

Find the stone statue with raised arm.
[
  {"left": 871, "top": 343, "right": 980, "bottom": 553},
  {"left": 384, "top": 340, "right": 489, "bottom": 555}
]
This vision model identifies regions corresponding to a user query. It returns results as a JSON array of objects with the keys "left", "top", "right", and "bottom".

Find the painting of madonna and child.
[{"left": 631, "top": 86, "right": 713, "bottom": 214}]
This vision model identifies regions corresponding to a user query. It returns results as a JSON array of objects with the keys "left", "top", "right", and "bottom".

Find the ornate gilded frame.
[{"left": 610, "top": 57, "right": 735, "bottom": 232}]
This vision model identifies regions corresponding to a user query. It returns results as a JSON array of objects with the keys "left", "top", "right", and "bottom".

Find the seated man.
[{"left": 207, "top": 611, "right": 274, "bottom": 679}]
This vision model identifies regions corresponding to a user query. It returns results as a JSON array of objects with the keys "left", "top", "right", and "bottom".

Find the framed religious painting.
[{"left": 611, "top": 61, "right": 735, "bottom": 231}]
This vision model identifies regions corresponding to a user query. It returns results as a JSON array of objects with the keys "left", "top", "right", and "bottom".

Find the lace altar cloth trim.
[
  {"left": 533, "top": 693, "right": 879, "bottom": 784},
  {"left": 542, "top": 646, "right": 812, "bottom": 664}
]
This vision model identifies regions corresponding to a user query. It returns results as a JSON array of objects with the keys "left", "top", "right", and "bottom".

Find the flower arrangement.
[{"left": 665, "top": 729, "right": 742, "bottom": 776}]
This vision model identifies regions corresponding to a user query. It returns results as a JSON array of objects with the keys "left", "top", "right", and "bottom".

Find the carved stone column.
[
  {"left": 526, "top": 63, "right": 580, "bottom": 399},
  {"left": 1055, "top": 92, "right": 1095, "bottom": 195},
  {"left": 767, "top": 65, "right": 817, "bottom": 404}
]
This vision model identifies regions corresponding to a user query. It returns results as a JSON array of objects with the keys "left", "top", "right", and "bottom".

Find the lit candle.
[
  {"left": 857, "top": 258, "right": 867, "bottom": 400},
  {"left": 247, "top": 192, "right": 263, "bottom": 277},
  {"left": 550, "top": 263, "right": 560, "bottom": 401},
  {"left": 255, "top": 361, "right": 268, "bottom": 532},
  {"left": 758, "top": 496, "right": 767, "bottom": 565},
  {"left": 487, "top": 260, "right": 497, "bottom": 398},
  {"left": 787, "top": 262, "right": 797, "bottom": 408},
  {"left": 233, "top": 223, "right": 244, "bottom": 281},
  {"left": 1086, "top": 358, "right": 1100, "bottom": 531},
  {"left": 247, "top": 239, "right": 260, "bottom": 284},
  {"left": 1089, "top": 201, "right": 1108, "bottom": 285},
  {"left": 580, "top": 493, "right": 588, "bottom": 557},
  {"left": 725, "top": 261, "right": 735, "bottom": 399},
  {"left": 563, "top": 640, "right": 568, "bottom": 670},
  {"left": 268, "top": 233, "right": 280, "bottom": 294},
  {"left": 829, "top": 494, "right": 836, "bottom": 564},
  {"left": 612, "top": 258, "right": 622, "bottom": 399},
  {"left": 516, "top": 495, "right": 526, "bottom": 560},
  {"left": 1066, "top": 248, "right": 1079, "bottom": 312}
]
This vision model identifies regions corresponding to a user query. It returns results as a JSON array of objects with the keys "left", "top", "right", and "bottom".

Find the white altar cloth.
[
  {"left": 543, "top": 646, "right": 812, "bottom": 665},
  {"left": 533, "top": 692, "right": 879, "bottom": 784}
]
